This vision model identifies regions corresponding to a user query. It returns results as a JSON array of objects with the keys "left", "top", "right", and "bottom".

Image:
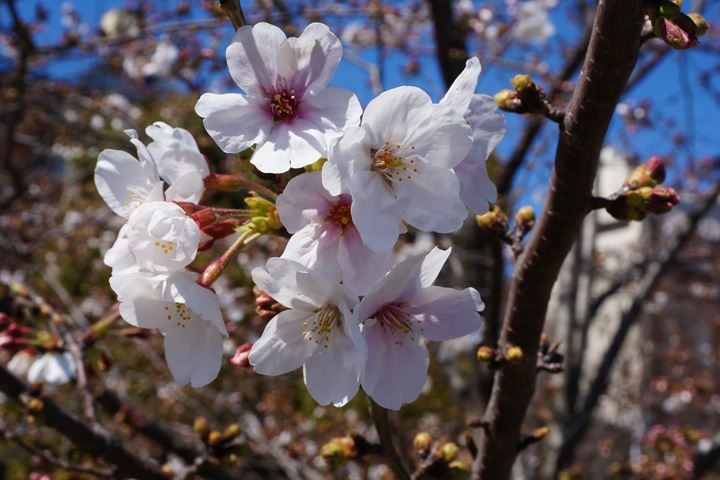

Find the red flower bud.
[
  {"left": 173, "top": 201, "right": 203, "bottom": 215},
  {"left": 203, "top": 219, "right": 240, "bottom": 240},
  {"left": 654, "top": 14, "right": 699, "bottom": 50},
  {"left": 191, "top": 209, "right": 218, "bottom": 229},
  {"left": 645, "top": 187, "right": 680, "bottom": 214}
]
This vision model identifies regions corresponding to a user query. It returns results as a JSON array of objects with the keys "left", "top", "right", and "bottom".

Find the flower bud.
[
  {"left": 413, "top": 432, "right": 433, "bottom": 454},
  {"left": 193, "top": 417, "right": 210, "bottom": 436},
  {"left": 532, "top": 426, "right": 550, "bottom": 440},
  {"left": 204, "top": 173, "right": 244, "bottom": 191},
  {"left": 644, "top": 186, "right": 680, "bottom": 214},
  {"left": 239, "top": 192, "right": 282, "bottom": 235},
  {"left": 476, "top": 205, "right": 509, "bottom": 235},
  {"left": 494, "top": 89, "right": 525, "bottom": 113},
  {"left": 511, "top": 74, "right": 533, "bottom": 93},
  {"left": 254, "top": 287, "right": 287, "bottom": 320},
  {"left": 505, "top": 345, "right": 524, "bottom": 363},
  {"left": 203, "top": 219, "right": 240, "bottom": 240},
  {"left": 476, "top": 345, "right": 494, "bottom": 362},
  {"left": 514, "top": 206, "right": 535, "bottom": 233},
  {"left": 625, "top": 156, "right": 666, "bottom": 189},
  {"left": 653, "top": 13, "right": 699, "bottom": 50},
  {"left": 229, "top": 343, "right": 252, "bottom": 368},
  {"left": 198, "top": 258, "right": 224, "bottom": 288},
  {"left": 439, "top": 442, "right": 460, "bottom": 463},
  {"left": 222, "top": 423, "right": 241, "bottom": 441},
  {"left": 688, "top": 13, "right": 710, "bottom": 36},
  {"left": 174, "top": 201, "right": 203, "bottom": 215},
  {"left": 27, "top": 398, "right": 44, "bottom": 413},
  {"left": 208, "top": 430, "right": 223, "bottom": 446},
  {"left": 320, "top": 436, "right": 357, "bottom": 459},
  {"left": 191, "top": 209, "right": 218, "bottom": 229}
]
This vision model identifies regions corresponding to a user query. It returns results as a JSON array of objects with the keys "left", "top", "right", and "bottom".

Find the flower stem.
[
  {"left": 197, "top": 230, "right": 260, "bottom": 288},
  {"left": 205, "top": 173, "right": 278, "bottom": 200},
  {"left": 369, "top": 398, "right": 411, "bottom": 480}
]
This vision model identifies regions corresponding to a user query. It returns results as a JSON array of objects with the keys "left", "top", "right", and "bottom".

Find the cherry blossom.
[
  {"left": 512, "top": 0, "right": 557, "bottom": 44},
  {"left": 249, "top": 258, "right": 366, "bottom": 407},
  {"left": 145, "top": 121, "right": 209, "bottom": 203},
  {"left": 124, "top": 201, "right": 201, "bottom": 273},
  {"left": 195, "top": 22, "right": 361, "bottom": 173},
  {"left": 95, "top": 129, "right": 164, "bottom": 219},
  {"left": 440, "top": 57, "right": 506, "bottom": 214},
  {"left": 276, "top": 172, "right": 392, "bottom": 295},
  {"left": 113, "top": 270, "right": 227, "bottom": 387},
  {"left": 322, "top": 86, "right": 472, "bottom": 252},
  {"left": 356, "top": 248, "right": 484, "bottom": 410},
  {"left": 27, "top": 351, "right": 77, "bottom": 385}
]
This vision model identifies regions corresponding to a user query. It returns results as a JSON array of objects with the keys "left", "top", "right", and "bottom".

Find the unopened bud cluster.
[
  {"left": 605, "top": 157, "right": 679, "bottom": 221},
  {"left": 495, "top": 74, "right": 547, "bottom": 115},
  {"left": 237, "top": 192, "right": 282, "bottom": 235}
]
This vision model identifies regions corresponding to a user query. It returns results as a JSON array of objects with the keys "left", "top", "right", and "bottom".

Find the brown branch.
[
  {"left": 220, "top": 0, "right": 247, "bottom": 31},
  {"left": 426, "top": 0, "right": 468, "bottom": 87},
  {"left": 95, "top": 389, "right": 245, "bottom": 480},
  {"left": 369, "top": 399, "right": 411, "bottom": 480},
  {"left": 470, "top": 2, "right": 646, "bottom": 479},
  {"left": 554, "top": 179, "right": 720, "bottom": 474},
  {"left": 1, "top": 427, "right": 115, "bottom": 478},
  {"left": 0, "top": 365, "right": 168, "bottom": 480}
]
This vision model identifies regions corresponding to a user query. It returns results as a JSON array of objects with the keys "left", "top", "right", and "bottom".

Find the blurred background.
[{"left": 1, "top": 1, "right": 720, "bottom": 479}]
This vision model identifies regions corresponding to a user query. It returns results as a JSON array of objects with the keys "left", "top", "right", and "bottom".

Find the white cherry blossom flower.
[
  {"left": 195, "top": 22, "right": 362, "bottom": 173},
  {"left": 249, "top": 258, "right": 366, "bottom": 407},
  {"left": 440, "top": 57, "right": 506, "bottom": 214},
  {"left": 114, "top": 270, "right": 227, "bottom": 387},
  {"left": 356, "top": 248, "right": 484, "bottom": 410},
  {"left": 276, "top": 172, "right": 392, "bottom": 295},
  {"left": 125, "top": 201, "right": 201, "bottom": 273},
  {"left": 322, "top": 86, "right": 472, "bottom": 252},
  {"left": 27, "top": 351, "right": 77, "bottom": 385},
  {"left": 95, "top": 129, "right": 164, "bottom": 219},
  {"left": 146, "top": 121, "right": 209, "bottom": 203}
]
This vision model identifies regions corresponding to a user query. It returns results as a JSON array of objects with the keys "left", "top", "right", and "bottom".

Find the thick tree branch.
[
  {"left": 426, "top": 0, "right": 468, "bottom": 87},
  {"left": 0, "top": 365, "right": 168, "bottom": 480},
  {"left": 470, "top": 2, "right": 646, "bottom": 479},
  {"left": 554, "top": 180, "right": 720, "bottom": 474},
  {"left": 370, "top": 399, "right": 411, "bottom": 480}
]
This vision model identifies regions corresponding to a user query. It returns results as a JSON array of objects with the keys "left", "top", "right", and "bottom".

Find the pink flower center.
[
  {"left": 325, "top": 200, "right": 352, "bottom": 229},
  {"left": 270, "top": 89, "right": 298, "bottom": 121},
  {"left": 374, "top": 303, "right": 421, "bottom": 346}
]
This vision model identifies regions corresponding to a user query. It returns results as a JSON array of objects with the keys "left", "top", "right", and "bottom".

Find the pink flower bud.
[
  {"left": 625, "top": 156, "right": 667, "bottom": 189},
  {"left": 229, "top": 343, "right": 252, "bottom": 367},
  {"left": 202, "top": 219, "right": 240, "bottom": 240},
  {"left": 653, "top": 14, "right": 699, "bottom": 50},
  {"left": 173, "top": 201, "right": 203, "bottom": 215},
  {"left": 198, "top": 259, "right": 224, "bottom": 288},
  {"left": 191, "top": 209, "right": 218, "bottom": 229},
  {"left": 645, "top": 187, "right": 680, "bottom": 214}
]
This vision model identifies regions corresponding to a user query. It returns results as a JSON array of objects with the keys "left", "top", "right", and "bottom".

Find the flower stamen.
[
  {"left": 325, "top": 200, "right": 352, "bottom": 229},
  {"left": 270, "top": 87, "right": 297, "bottom": 121},
  {"left": 303, "top": 305, "right": 341, "bottom": 348},
  {"left": 374, "top": 303, "right": 421, "bottom": 346}
]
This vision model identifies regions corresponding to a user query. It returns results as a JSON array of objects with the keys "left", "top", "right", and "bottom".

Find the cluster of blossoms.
[{"left": 96, "top": 22, "right": 506, "bottom": 409}]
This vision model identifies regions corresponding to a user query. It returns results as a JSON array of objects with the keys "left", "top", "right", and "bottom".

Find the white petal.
[
  {"left": 303, "top": 326, "right": 363, "bottom": 406},
  {"left": 361, "top": 323, "right": 429, "bottom": 410},
  {"left": 251, "top": 258, "right": 322, "bottom": 310},
  {"left": 251, "top": 119, "right": 326, "bottom": 173},
  {"left": 195, "top": 93, "right": 271, "bottom": 154},
  {"left": 281, "top": 224, "right": 343, "bottom": 284},
  {"left": 95, "top": 149, "right": 158, "bottom": 218},
  {"left": 337, "top": 227, "right": 392, "bottom": 296},
  {"left": 226, "top": 22, "right": 289, "bottom": 93},
  {"left": 291, "top": 23, "right": 343, "bottom": 93},
  {"left": 418, "top": 247, "right": 452, "bottom": 288},
  {"left": 164, "top": 171, "right": 205, "bottom": 203},
  {"left": 103, "top": 224, "right": 133, "bottom": 271},
  {"left": 439, "top": 57, "right": 481, "bottom": 114},
  {"left": 323, "top": 126, "right": 370, "bottom": 196},
  {"left": 349, "top": 172, "right": 401, "bottom": 253},
  {"left": 406, "top": 286, "right": 484, "bottom": 341},
  {"left": 302, "top": 87, "right": 362, "bottom": 136},
  {"left": 164, "top": 272, "right": 228, "bottom": 336},
  {"left": 164, "top": 319, "right": 223, "bottom": 387},
  {"left": 276, "top": 171, "right": 333, "bottom": 233},
  {"left": 362, "top": 86, "right": 432, "bottom": 146},
  {"left": 249, "top": 309, "right": 317, "bottom": 375},
  {"left": 404, "top": 103, "right": 472, "bottom": 170},
  {"left": 156, "top": 147, "right": 209, "bottom": 186},
  {"left": 394, "top": 162, "right": 467, "bottom": 233}
]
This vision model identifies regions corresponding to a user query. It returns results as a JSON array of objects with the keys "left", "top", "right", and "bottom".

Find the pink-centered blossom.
[
  {"left": 276, "top": 172, "right": 392, "bottom": 295},
  {"left": 356, "top": 248, "right": 484, "bottom": 410},
  {"left": 196, "top": 22, "right": 361, "bottom": 174}
]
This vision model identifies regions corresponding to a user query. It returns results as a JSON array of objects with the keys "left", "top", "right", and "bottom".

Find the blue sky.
[{"left": 6, "top": 0, "right": 720, "bottom": 203}]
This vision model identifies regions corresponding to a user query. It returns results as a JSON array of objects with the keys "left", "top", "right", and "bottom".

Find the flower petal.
[
  {"left": 440, "top": 57, "right": 481, "bottom": 115},
  {"left": 249, "top": 309, "right": 317, "bottom": 375},
  {"left": 361, "top": 322, "right": 429, "bottom": 410},
  {"left": 164, "top": 319, "right": 223, "bottom": 387},
  {"left": 164, "top": 171, "right": 206, "bottom": 203},
  {"left": 281, "top": 224, "right": 343, "bottom": 284},
  {"left": 362, "top": 86, "right": 431, "bottom": 147},
  {"left": 226, "top": 22, "right": 289, "bottom": 93},
  {"left": 276, "top": 171, "right": 333, "bottom": 233},
  {"left": 406, "top": 286, "right": 484, "bottom": 341},
  {"left": 290, "top": 23, "right": 343, "bottom": 93},
  {"left": 195, "top": 93, "right": 271, "bottom": 154},
  {"left": 349, "top": 171, "right": 402, "bottom": 252},
  {"left": 251, "top": 258, "right": 322, "bottom": 310},
  {"left": 337, "top": 227, "right": 392, "bottom": 295},
  {"left": 95, "top": 149, "right": 159, "bottom": 218},
  {"left": 302, "top": 87, "right": 362, "bottom": 136}
]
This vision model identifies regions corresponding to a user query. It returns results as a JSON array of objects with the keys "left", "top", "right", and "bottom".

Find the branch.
[
  {"left": 554, "top": 179, "right": 720, "bottom": 474},
  {"left": 369, "top": 399, "right": 411, "bottom": 480},
  {"left": 426, "top": 0, "right": 468, "bottom": 87},
  {"left": 0, "top": 365, "right": 168, "bottom": 480},
  {"left": 470, "top": 2, "right": 646, "bottom": 479},
  {"left": 220, "top": 0, "right": 247, "bottom": 31}
]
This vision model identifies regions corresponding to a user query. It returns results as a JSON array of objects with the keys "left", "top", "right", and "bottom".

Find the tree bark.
[{"left": 470, "top": 2, "right": 646, "bottom": 478}]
